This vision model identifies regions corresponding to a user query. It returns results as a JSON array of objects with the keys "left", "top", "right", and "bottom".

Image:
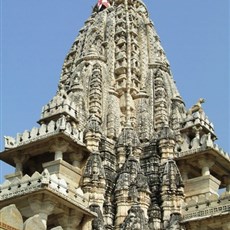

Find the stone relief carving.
[
  {"left": 1, "top": 1, "right": 229, "bottom": 230},
  {"left": 121, "top": 205, "right": 149, "bottom": 230},
  {"left": 187, "top": 98, "right": 205, "bottom": 115}
]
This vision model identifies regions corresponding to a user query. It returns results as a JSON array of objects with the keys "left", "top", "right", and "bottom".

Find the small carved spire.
[{"left": 82, "top": 152, "right": 106, "bottom": 187}]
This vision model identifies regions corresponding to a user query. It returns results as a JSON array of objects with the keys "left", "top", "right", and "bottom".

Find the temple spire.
[{"left": 0, "top": 1, "right": 229, "bottom": 230}]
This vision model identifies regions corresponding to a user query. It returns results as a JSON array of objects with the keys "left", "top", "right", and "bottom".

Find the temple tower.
[{"left": 1, "top": 1, "right": 230, "bottom": 229}]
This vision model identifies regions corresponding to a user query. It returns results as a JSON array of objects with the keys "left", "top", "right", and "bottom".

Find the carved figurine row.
[
  {"left": 0, "top": 169, "right": 87, "bottom": 206},
  {"left": 4, "top": 116, "right": 83, "bottom": 149},
  {"left": 183, "top": 192, "right": 230, "bottom": 221},
  {"left": 176, "top": 132, "right": 230, "bottom": 161}
]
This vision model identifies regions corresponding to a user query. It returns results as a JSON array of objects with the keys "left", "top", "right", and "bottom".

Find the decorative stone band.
[
  {"left": 176, "top": 144, "right": 230, "bottom": 162},
  {"left": 182, "top": 111, "right": 215, "bottom": 135},
  {"left": 4, "top": 116, "right": 83, "bottom": 150},
  {"left": 0, "top": 222, "right": 19, "bottom": 230},
  {"left": 40, "top": 99, "right": 78, "bottom": 122},
  {"left": 0, "top": 169, "right": 89, "bottom": 211},
  {"left": 175, "top": 132, "right": 213, "bottom": 153},
  {"left": 182, "top": 199, "right": 230, "bottom": 221}
]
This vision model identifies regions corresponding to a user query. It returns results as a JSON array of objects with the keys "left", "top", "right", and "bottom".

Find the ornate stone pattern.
[
  {"left": 1, "top": 0, "right": 229, "bottom": 229},
  {"left": 0, "top": 169, "right": 89, "bottom": 208},
  {"left": 121, "top": 205, "right": 149, "bottom": 230},
  {"left": 4, "top": 115, "right": 84, "bottom": 149},
  {"left": 153, "top": 68, "right": 170, "bottom": 130}
]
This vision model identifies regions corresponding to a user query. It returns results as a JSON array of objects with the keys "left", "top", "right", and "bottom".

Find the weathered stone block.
[
  {"left": 24, "top": 215, "right": 45, "bottom": 230},
  {"left": 43, "top": 159, "right": 82, "bottom": 187},
  {"left": 184, "top": 175, "right": 221, "bottom": 198},
  {"left": 0, "top": 204, "right": 23, "bottom": 230}
]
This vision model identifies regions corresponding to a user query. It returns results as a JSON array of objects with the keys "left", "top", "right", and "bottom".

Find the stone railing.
[
  {"left": 0, "top": 169, "right": 88, "bottom": 209},
  {"left": 182, "top": 111, "right": 215, "bottom": 134},
  {"left": 4, "top": 116, "right": 84, "bottom": 149},
  {"left": 182, "top": 192, "right": 230, "bottom": 221},
  {"left": 175, "top": 133, "right": 230, "bottom": 162},
  {"left": 41, "top": 96, "right": 78, "bottom": 121}
]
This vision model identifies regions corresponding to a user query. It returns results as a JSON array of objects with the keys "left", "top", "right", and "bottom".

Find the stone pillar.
[
  {"left": 223, "top": 176, "right": 230, "bottom": 193},
  {"left": 58, "top": 212, "right": 83, "bottom": 230},
  {"left": 28, "top": 195, "right": 57, "bottom": 228},
  {"left": 70, "top": 151, "right": 83, "bottom": 168},
  {"left": 50, "top": 139, "right": 69, "bottom": 161},
  {"left": 55, "top": 150, "right": 63, "bottom": 160},
  {"left": 178, "top": 161, "right": 189, "bottom": 181},
  {"left": 13, "top": 155, "right": 28, "bottom": 173},
  {"left": 199, "top": 158, "right": 214, "bottom": 176},
  {"left": 14, "top": 157, "right": 23, "bottom": 172}
]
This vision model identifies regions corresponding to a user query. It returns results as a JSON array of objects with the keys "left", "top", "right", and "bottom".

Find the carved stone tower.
[{"left": 1, "top": 1, "right": 230, "bottom": 230}]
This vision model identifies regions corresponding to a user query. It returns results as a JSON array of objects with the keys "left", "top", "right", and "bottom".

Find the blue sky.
[{"left": 0, "top": 0, "right": 229, "bottom": 181}]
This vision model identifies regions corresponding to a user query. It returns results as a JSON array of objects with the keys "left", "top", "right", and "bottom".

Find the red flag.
[{"left": 97, "top": 0, "right": 110, "bottom": 10}]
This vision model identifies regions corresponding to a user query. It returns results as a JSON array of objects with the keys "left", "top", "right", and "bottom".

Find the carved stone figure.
[
  {"left": 121, "top": 205, "right": 149, "bottom": 230},
  {"left": 187, "top": 98, "right": 205, "bottom": 115}
]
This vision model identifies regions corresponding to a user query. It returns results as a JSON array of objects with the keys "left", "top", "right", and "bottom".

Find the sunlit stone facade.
[{"left": 1, "top": 1, "right": 229, "bottom": 229}]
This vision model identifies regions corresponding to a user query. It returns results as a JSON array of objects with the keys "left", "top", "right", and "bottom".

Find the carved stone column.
[
  {"left": 58, "top": 211, "right": 83, "bottom": 230},
  {"left": 199, "top": 158, "right": 214, "bottom": 176},
  {"left": 50, "top": 139, "right": 69, "bottom": 161},
  {"left": 28, "top": 194, "right": 57, "bottom": 228},
  {"left": 178, "top": 160, "right": 190, "bottom": 181},
  {"left": 69, "top": 151, "right": 84, "bottom": 168},
  {"left": 13, "top": 157, "right": 23, "bottom": 173},
  {"left": 223, "top": 176, "right": 230, "bottom": 193},
  {"left": 13, "top": 154, "right": 28, "bottom": 174}
]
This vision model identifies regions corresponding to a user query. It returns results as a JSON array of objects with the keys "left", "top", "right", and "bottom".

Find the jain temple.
[{"left": 0, "top": 0, "right": 229, "bottom": 229}]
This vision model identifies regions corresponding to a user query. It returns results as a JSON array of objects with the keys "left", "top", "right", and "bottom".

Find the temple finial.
[{"left": 97, "top": 0, "right": 111, "bottom": 11}]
